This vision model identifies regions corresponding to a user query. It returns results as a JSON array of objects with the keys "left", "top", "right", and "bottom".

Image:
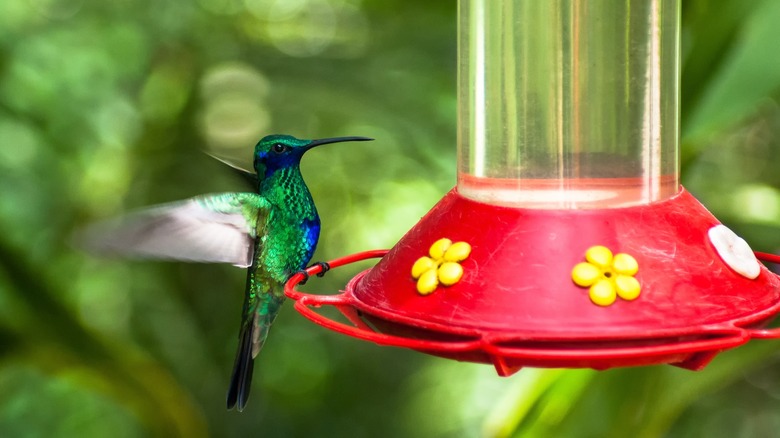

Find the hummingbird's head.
[{"left": 253, "top": 134, "right": 372, "bottom": 178}]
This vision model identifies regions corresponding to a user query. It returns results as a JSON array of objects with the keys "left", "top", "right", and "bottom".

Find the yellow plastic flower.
[
  {"left": 571, "top": 245, "right": 640, "bottom": 306},
  {"left": 412, "top": 238, "right": 471, "bottom": 295}
]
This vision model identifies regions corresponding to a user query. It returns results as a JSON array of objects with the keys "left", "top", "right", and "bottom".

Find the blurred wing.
[
  {"left": 79, "top": 193, "right": 271, "bottom": 268},
  {"left": 206, "top": 153, "right": 259, "bottom": 190}
]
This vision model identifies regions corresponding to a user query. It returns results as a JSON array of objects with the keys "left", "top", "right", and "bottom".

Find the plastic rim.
[{"left": 284, "top": 250, "right": 780, "bottom": 375}]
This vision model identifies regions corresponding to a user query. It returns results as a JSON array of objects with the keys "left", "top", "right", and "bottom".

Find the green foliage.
[{"left": 1, "top": 0, "right": 779, "bottom": 437}]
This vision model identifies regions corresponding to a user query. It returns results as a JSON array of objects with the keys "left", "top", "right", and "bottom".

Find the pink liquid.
[{"left": 458, "top": 174, "right": 679, "bottom": 209}]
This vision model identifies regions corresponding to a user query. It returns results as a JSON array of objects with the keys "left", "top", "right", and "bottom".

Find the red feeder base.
[{"left": 285, "top": 188, "right": 780, "bottom": 376}]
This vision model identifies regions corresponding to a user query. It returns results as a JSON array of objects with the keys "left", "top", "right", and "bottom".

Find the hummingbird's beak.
[{"left": 305, "top": 136, "right": 374, "bottom": 150}]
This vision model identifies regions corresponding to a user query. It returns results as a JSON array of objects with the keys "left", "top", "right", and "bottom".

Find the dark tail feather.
[
  {"left": 226, "top": 323, "right": 255, "bottom": 411},
  {"left": 226, "top": 293, "right": 282, "bottom": 411},
  {"left": 226, "top": 307, "right": 278, "bottom": 411}
]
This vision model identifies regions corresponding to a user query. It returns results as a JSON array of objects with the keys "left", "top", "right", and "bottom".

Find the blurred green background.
[{"left": 2, "top": 0, "right": 780, "bottom": 436}]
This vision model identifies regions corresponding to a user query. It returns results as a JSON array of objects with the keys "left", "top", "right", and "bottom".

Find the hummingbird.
[{"left": 82, "top": 134, "right": 373, "bottom": 411}]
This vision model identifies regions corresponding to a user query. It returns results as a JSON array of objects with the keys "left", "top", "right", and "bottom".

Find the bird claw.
[
  {"left": 297, "top": 262, "right": 331, "bottom": 285},
  {"left": 314, "top": 261, "right": 331, "bottom": 277}
]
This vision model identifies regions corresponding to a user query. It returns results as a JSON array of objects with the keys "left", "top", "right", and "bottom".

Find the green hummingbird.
[{"left": 83, "top": 134, "right": 372, "bottom": 411}]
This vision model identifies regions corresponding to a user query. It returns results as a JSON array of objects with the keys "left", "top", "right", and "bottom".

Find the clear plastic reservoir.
[{"left": 457, "top": 0, "right": 680, "bottom": 208}]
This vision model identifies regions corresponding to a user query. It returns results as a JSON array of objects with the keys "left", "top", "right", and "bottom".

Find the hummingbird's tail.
[
  {"left": 226, "top": 299, "right": 282, "bottom": 411},
  {"left": 226, "top": 321, "right": 257, "bottom": 411}
]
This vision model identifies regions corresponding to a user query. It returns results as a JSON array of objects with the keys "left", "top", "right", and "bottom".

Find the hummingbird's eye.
[{"left": 272, "top": 143, "right": 288, "bottom": 154}]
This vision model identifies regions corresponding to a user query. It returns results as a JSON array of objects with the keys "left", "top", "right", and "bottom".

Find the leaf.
[{"left": 683, "top": 0, "right": 780, "bottom": 144}]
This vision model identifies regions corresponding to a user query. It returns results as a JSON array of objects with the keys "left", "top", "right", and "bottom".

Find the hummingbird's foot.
[
  {"left": 314, "top": 261, "right": 331, "bottom": 277},
  {"left": 297, "top": 262, "right": 330, "bottom": 285}
]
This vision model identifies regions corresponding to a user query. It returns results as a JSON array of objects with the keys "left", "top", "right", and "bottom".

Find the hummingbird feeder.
[{"left": 285, "top": 0, "right": 780, "bottom": 376}]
